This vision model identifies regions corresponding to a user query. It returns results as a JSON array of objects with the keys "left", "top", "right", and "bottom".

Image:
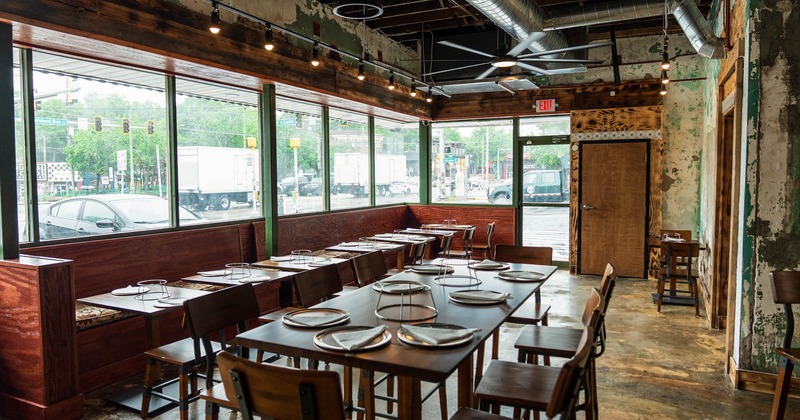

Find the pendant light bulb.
[
  {"left": 660, "top": 84, "right": 667, "bottom": 96},
  {"left": 264, "top": 26, "right": 274, "bottom": 51},
  {"left": 209, "top": 2, "right": 221, "bottom": 34},
  {"left": 410, "top": 80, "right": 417, "bottom": 97},
  {"left": 426, "top": 86, "right": 433, "bottom": 103},
  {"left": 311, "top": 43, "right": 320, "bottom": 67},
  {"left": 387, "top": 72, "right": 396, "bottom": 90},
  {"left": 661, "top": 70, "right": 670, "bottom": 84},
  {"left": 357, "top": 61, "right": 365, "bottom": 80},
  {"left": 661, "top": 36, "right": 670, "bottom": 70}
]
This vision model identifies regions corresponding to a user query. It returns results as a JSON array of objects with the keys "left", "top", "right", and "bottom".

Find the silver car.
[{"left": 39, "top": 194, "right": 204, "bottom": 240}]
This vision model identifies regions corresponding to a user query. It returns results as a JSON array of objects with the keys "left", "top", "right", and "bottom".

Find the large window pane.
[
  {"left": 33, "top": 52, "right": 171, "bottom": 240},
  {"left": 329, "top": 109, "right": 370, "bottom": 210},
  {"left": 519, "top": 115, "right": 570, "bottom": 137},
  {"left": 431, "top": 119, "right": 513, "bottom": 204},
  {"left": 12, "top": 49, "right": 27, "bottom": 242},
  {"left": 276, "top": 98, "right": 323, "bottom": 215},
  {"left": 176, "top": 78, "right": 260, "bottom": 222},
  {"left": 375, "top": 118, "right": 419, "bottom": 205}
]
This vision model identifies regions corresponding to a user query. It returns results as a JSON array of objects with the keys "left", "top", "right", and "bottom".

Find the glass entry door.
[{"left": 517, "top": 116, "right": 571, "bottom": 263}]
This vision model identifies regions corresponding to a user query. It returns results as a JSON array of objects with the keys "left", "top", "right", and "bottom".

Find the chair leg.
[
  {"left": 178, "top": 366, "right": 189, "bottom": 420},
  {"left": 386, "top": 374, "right": 395, "bottom": 414},
  {"left": 491, "top": 330, "right": 500, "bottom": 360},
  {"left": 475, "top": 343, "right": 485, "bottom": 387},
  {"left": 771, "top": 357, "right": 794, "bottom": 420},
  {"left": 205, "top": 400, "right": 219, "bottom": 420},
  {"left": 691, "top": 279, "right": 700, "bottom": 317},
  {"left": 656, "top": 277, "right": 665, "bottom": 312},
  {"left": 541, "top": 314, "right": 551, "bottom": 366},
  {"left": 141, "top": 357, "right": 158, "bottom": 419},
  {"left": 584, "top": 357, "right": 597, "bottom": 420},
  {"left": 344, "top": 366, "right": 353, "bottom": 416},
  {"left": 438, "top": 383, "right": 447, "bottom": 420}
]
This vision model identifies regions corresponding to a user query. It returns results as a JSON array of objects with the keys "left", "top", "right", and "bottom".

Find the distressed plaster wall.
[
  {"left": 552, "top": 34, "right": 705, "bottom": 235},
  {"left": 739, "top": 0, "right": 800, "bottom": 372}
]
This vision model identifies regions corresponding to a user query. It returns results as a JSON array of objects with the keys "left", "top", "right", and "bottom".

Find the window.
[
  {"left": 81, "top": 200, "right": 116, "bottom": 224},
  {"left": 431, "top": 119, "right": 513, "bottom": 204},
  {"left": 329, "top": 109, "right": 370, "bottom": 210},
  {"left": 32, "top": 51, "right": 167, "bottom": 240},
  {"left": 276, "top": 98, "right": 323, "bottom": 215},
  {"left": 12, "top": 48, "right": 27, "bottom": 242},
  {"left": 374, "top": 118, "right": 419, "bottom": 205},
  {"left": 176, "top": 78, "right": 260, "bottom": 222}
]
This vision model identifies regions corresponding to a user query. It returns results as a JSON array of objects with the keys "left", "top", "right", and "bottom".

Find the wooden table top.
[
  {"left": 361, "top": 234, "right": 436, "bottom": 245},
  {"left": 181, "top": 268, "right": 295, "bottom": 286},
  {"left": 235, "top": 262, "right": 557, "bottom": 383},
  {"left": 394, "top": 228, "right": 455, "bottom": 237},
  {"left": 251, "top": 257, "right": 348, "bottom": 272},
  {"left": 77, "top": 285, "right": 209, "bottom": 316},
  {"left": 325, "top": 242, "right": 404, "bottom": 254},
  {"left": 420, "top": 224, "right": 475, "bottom": 231}
]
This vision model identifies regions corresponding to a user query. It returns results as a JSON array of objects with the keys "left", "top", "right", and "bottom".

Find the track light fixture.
[
  {"left": 357, "top": 60, "right": 366, "bottom": 80},
  {"left": 660, "top": 83, "right": 667, "bottom": 96},
  {"left": 209, "top": 1, "right": 221, "bottom": 34},
  {"left": 426, "top": 86, "right": 433, "bottom": 103},
  {"left": 387, "top": 71, "right": 396, "bottom": 90},
  {"left": 410, "top": 80, "right": 417, "bottom": 97},
  {"left": 311, "top": 42, "right": 320, "bottom": 67},
  {"left": 264, "top": 25, "right": 274, "bottom": 51},
  {"left": 661, "top": 37, "right": 671, "bottom": 70},
  {"left": 661, "top": 70, "right": 670, "bottom": 84}
]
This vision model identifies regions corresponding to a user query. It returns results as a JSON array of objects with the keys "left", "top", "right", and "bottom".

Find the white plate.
[
  {"left": 470, "top": 262, "right": 510, "bottom": 271},
  {"left": 448, "top": 290, "right": 509, "bottom": 305},
  {"left": 314, "top": 325, "right": 392, "bottom": 351},
  {"left": 269, "top": 256, "right": 294, "bottom": 262},
  {"left": 409, "top": 264, "right": 455, "bottom": 275},
  {"left": 282, "top": 308, "right": 350, "bottom": 328},
  {"left": 197, "top": 269, "right": 227, "bottom": 277},
  {"left": 111, "top": 286, "right": 150, "bottom": 296},
  {"left": 372, "top": 280, "right": 430, "bottom": 294},
  {"left": 497, "top": 271, "right": 546, "bottom": 282},
  {"left": 397, "top": 323, "right": 475, "bottom": 347},
  {"left": 238, "top": 275, "right": 273, "bottom": 283},
  {"left": 340, "top": 242, "right": 361, "bottom": 247}
]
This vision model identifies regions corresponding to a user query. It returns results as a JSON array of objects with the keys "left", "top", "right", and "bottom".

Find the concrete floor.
[{"left": 79, "top": 269, "right": 798, "bottom": 419}]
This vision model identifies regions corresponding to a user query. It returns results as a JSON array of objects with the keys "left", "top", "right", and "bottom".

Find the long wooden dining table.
[{"left": 234, "top": 260, "right": 557, "bottom": 419}]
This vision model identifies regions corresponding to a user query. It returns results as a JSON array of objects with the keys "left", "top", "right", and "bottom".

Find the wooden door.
[{"left": 579, "top": 141, "right": 648, "bottom": 277}]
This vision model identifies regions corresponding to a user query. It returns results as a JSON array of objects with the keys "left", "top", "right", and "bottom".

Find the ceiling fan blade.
[
  {"left": 517, "top": 41, "right": 614, "bottom": 59},
  {"left": 519, "top": 58, "right": 605, "bottom": 64},
  {"left": 399, "top": 58, "right": 489, "bottom": 62},
  {"left": 422, "top": 62, "right": 491, "bottom": 77},
  {"left": 506, "top": 32, "right": 548, "bottom": 57},
  {"left": 516, "top": 62, "right": 554, "bottom": 76},
  {"left": 437, "top": 41, "right": 497, "bottom": 59},
  {"left": 474, "top": 66, "right": 498, "bottom": 80}
]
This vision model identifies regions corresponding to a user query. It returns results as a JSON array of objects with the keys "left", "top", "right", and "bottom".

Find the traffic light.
[
  {"left": 146, "top": 120, "right": 154, "bottom": 135},
  {"left": 122, "top": 118, "right": 130, "bottom": 134},
  {"left": 295, "top": 115, "right": 303, "bottom": 129},
  {"left": 93, "top": 116, "right": 103, "bottom": 132}
]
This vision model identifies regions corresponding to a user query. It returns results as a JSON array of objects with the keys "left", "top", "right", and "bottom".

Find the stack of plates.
[{"left": 497, "top": 271, "right": 546, "bottom": 282}]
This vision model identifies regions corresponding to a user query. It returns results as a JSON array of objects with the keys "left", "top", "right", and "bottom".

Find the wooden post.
[{"left": 0, "top": 23, "right": 19, "bottom": 259}]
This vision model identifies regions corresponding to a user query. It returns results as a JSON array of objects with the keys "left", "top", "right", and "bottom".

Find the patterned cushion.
[
  {"left": 310, "top": 250, "right": 360, "bottom": 259},
  {"left": 166, "top": 281, "right": 225, "bottom": 292},
  {"left": 75, "top": 302, "right": 136, "bottom": 332}
]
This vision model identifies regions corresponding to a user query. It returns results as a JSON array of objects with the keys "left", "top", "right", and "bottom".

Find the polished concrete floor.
[{"left": 79, "top": 270, "right": 798, "bottom": 419}]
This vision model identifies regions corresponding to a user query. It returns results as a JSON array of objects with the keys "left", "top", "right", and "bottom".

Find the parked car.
[
  {"left": 487, "top": 169, "right": 567, "bottom": 203},
  {"left": 389, "top": 179, "right": 420, "bottom": 196},
  {"left": 301, "top": 178, "right": 323, "bottom": 196},
  {"left": 278, "top": 176, "right": 309, "bottom": 195},
  {"left": 39, "top": 194, "right": 204, "bottom": 240}
]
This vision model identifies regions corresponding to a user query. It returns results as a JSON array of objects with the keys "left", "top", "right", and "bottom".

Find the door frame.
[{"left": 576, "top": 139, "right": 651, "bottom": 278}]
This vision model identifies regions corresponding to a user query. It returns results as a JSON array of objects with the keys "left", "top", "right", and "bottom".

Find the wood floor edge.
[{"left": 732, "top": 363, "right": 800, "bottom": 399}]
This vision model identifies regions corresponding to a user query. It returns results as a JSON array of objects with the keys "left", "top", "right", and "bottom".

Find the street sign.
[
  {"left": 116, "top": 150, "right": 127, "bottom": 171},
  {"left": 34, "top": 117, "right": 68, "bottom": 126},
  {"left": 443, "top": 156, "right": 458, "bottom": 163}
]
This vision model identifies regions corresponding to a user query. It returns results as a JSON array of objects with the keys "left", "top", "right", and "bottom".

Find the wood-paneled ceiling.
[{"left": 320, "top": 0, "right": 714, "bottom": 50}]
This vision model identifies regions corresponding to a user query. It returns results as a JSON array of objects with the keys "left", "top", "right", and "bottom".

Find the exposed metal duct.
[
  {"left": 544, "top": 0, "right": 725, "bottom": 59},
  {"left": 464, "top": 0, "right": 582, "bottom": 74}
]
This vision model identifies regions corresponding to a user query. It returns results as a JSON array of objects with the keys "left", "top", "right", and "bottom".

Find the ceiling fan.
[{"left": 422, "top": 33, "right": 613, "bottom": 80}]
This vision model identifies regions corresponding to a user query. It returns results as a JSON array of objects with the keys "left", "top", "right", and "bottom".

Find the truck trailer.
[{"left": 178, "top": 146, "right": 259, "bottom": 210}]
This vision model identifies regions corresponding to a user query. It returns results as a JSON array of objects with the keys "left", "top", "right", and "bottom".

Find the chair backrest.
[
  {"left": 217, "top": 352, "right": 345, "bottom": 420},
  {"left": 596, "top": 266, "right": 617, "bottom": 358},
  {"left": 184, "top": 283, "right": 261, "bottom": 387},
  {"left": 293, "top": 263, "right": 344, "bottom": 307},
  {"left": 545, "top": 326, "right": 595, "bottom": 419},
  {"left": 439, "top": 234, "right": 454, "bottom": 257},
  {"left": 463, "top": 227, "right": 476, "bottom": 248},
  {"left": 494, "top": 245, "right": 553, "bottom": 265},
  {"left": 599, "top": 263, "right": 617, "bottom": 304},
  {"left": 581, "top": 288, "right": 604, "bottom": 328},
  {"left": 485, "top": 222, "right": 496, "bottom": 245},
  {"left": 771, "top": 271, "right": 800, "bottom": 348},
  {"left": 350, "top": 251, "right": 388, "bottom": 287},
  {"left": 408, "top": 241, "right": 427, "bottom": 266},
  {"left": 659, "top": 242, "right": 699, "bottom": 278}
]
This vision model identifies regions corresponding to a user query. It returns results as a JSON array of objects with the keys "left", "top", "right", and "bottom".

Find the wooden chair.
[
  {"left": 770, "top": 271, "right": 800, "bottom": 420},
  {"left": 388, "top": 241, "right": 429, "bottom": 275},
  {"left": 656, "top": 241, "right": 700, "bottom": 316},
  {"left": 351, "top": 250, "right": 388, "bottom": 286},
  {"left": 437, "top": 233, "right": 454, "bottom": 258},
  {"left": 259, "top": 263, "right": 344, "bottom": 323},
  {"left": 448, "top": 227, "right": 476, "bottom": 259},
  {"left": 471, "top": 222, "right": 496, "bottom": 260},
  {"left": 181, "top": 284, "right": 262, "bottom": 420},
  {"left": 514, "top": 267, "right": 616, "bottom": 420},
  {"left": 214, "top": 351, "right": 346, "bottom": 420},
  {"left": 473, "top": 326, "right": 595, "bottom": 419}
]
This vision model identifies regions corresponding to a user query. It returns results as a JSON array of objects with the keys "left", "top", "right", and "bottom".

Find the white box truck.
[
  {"left": 178, "top": 146, "right": 259, "bottom": 210},
  {"left": 332, "top": 153, "right": 406, "bottom": 197}
]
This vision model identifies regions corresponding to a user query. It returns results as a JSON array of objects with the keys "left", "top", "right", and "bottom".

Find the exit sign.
[{"left": 535, "top": 99, "right": 556, "bottom": 113}]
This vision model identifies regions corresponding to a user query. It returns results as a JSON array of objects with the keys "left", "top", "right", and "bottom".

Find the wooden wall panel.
[
  {"left": 648, "top": 137, "right": 665, "bottom": 279},
  {"left": 277, "top": 206, "right": 410, "bottom": 254},
  {"left": 407, "top": 205, "right": 516, "bottom": 247},
  {"left": 0, "top": 256, "right": 82, "bottom": 419},
  {"left": 572, "top": 106, "right": 662, "bottom": 133},
  {"left": 24, "top": 225, "right": 245, "bottom": 299}
]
